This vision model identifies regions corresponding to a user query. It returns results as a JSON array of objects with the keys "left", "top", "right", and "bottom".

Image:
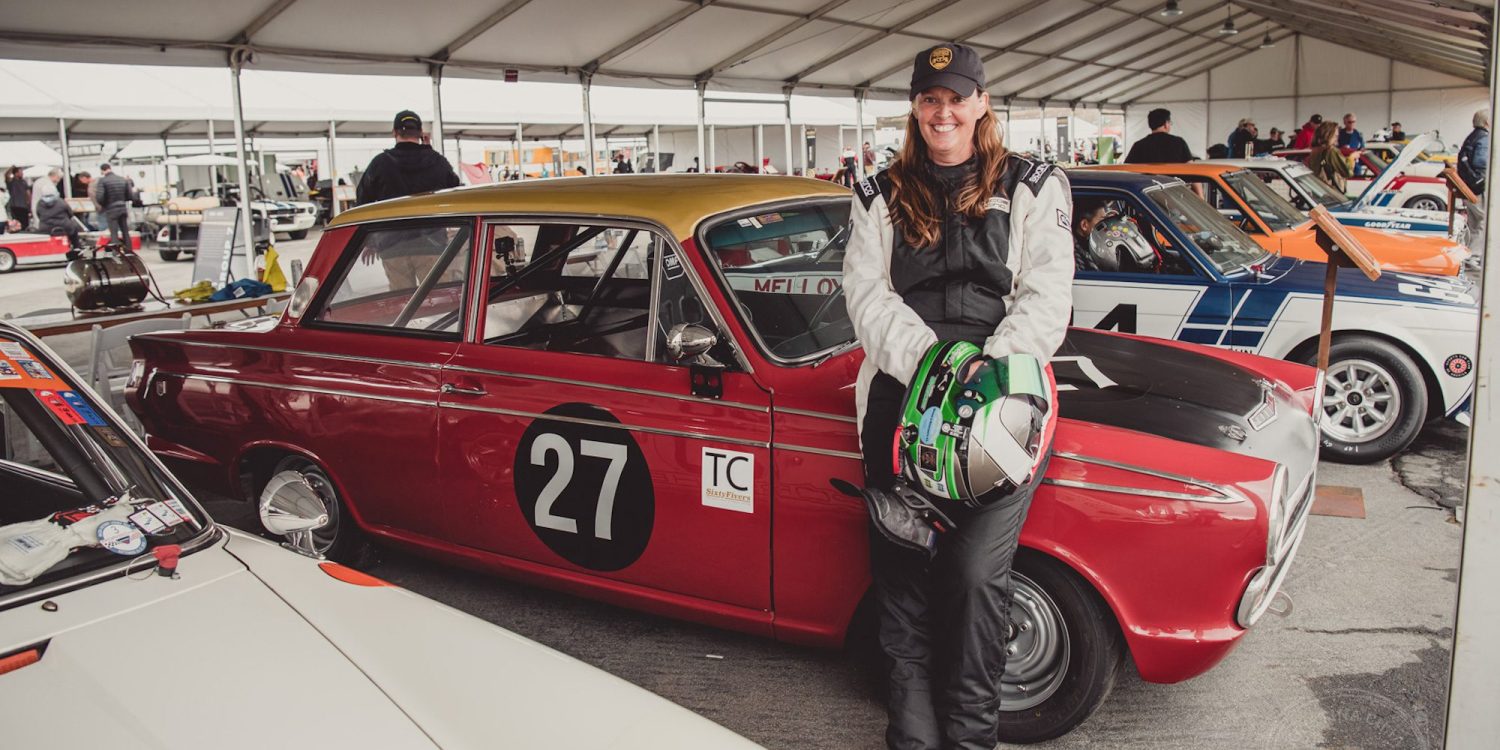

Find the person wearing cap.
[
  {"left": 1124, "top": 108, "right": 1195, "bottom": 163},
  {"left": 356, "top": 110, "right": 461, "bottom": 206},
  {"left": 843, "top": 41, "right": 1073, "bottom": 750}
]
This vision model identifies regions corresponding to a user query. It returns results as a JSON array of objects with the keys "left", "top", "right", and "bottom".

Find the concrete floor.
[{"left": 5, "top": 231, "right": 1468, "bottom": 749}]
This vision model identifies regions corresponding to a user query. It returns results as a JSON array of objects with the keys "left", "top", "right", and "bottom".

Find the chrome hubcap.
[
  {"left": 1321, "top": 358, "right": 1401, "bottom": 443},
  {"left": 1001, "top": 572, "right": 1070, "bottom": 711},
  {"left": 279, "top": 462, "right": 340, "bottom": 555}
]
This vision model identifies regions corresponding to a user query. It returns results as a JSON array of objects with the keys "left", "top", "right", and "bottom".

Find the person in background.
[
  {"left": 862, "top": 141, "right": 876, "bottom": 172},
  {"left": 71, "top": 172, "right": 98, "bottom": 229},
  {"left": 1206, "top": 144, "right": 1230, "bottom": 159},
  {"left": 612, "top": 152, "right": 634, "bottom": 174},
  {"left": 1256, "top": 127, "right": 1286, "bottom": 154},
  {"left": 1458, "top": 109, "right": 1489, "bottom": 255},
  {"left": 34, "top": 189, "right": 81, "bottom": 251},
  {"left": 844, "top": 42, "right": 1073, "bottom": 750},
  {"left": 1125, "top": 108, "right": 1195, "bottom": 163},
  {"left": 1389, "top": 122, "right": 1408, "bottom": 142},
  {"left": 30, "top": 168, "right": 62, "bottom": 227},
  {"left": 1308, "top": 121, "right": 1352, "bottom": 194},
  {"left": 1292, "top": 114, "right": 1323, "bottom": 149},
  {"left": 94, "top": 163, "right": 132, "bottom": 246},
  {"left": 1072, "top": 197, "right": 1110, "bottom": 269},
  {"left": 575, "top": 166, "right": 588, "bottom": 176},
  {"left": 1337, "top": 113, "right": 1365, "bottom": 150},
  {"left": 356, "top": 110, "right": 460, "bottom": 206},
  {"left": 1227, "top": 119, "right": 1257, "bottom": 159},
  {"left": 5, "top": 166, "right": 30, "bottom": 231}
]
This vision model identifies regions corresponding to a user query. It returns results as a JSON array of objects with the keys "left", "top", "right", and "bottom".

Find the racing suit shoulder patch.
[
  {"left": 855, "top": 171, "right": 892, "bottom": 210},
  {"left": 1003, "top": 153, "right": 1055, "bottom": 197}
]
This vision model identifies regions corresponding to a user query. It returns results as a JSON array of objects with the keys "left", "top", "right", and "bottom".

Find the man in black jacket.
[
  {"left": 356, "top": 111, "right": 460, "bottom": 206},
  {"left": 94, "top": 164, "right": 133, "bottom": 246},
  {"left": 1125, "top": 108, "right": 1195, "bottom": 164}
]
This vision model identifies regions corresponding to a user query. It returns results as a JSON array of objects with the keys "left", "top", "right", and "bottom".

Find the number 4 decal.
[
  {"left": 1093, "top": 303, "right": 1138, "bottom": 333},
  {"left": 530, "top": 433, "right": 629, "bottom": 540}
]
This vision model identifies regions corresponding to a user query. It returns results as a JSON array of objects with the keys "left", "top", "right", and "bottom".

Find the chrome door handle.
[{"left": 441, "top": 383, "right": 487, "bottom": 397}]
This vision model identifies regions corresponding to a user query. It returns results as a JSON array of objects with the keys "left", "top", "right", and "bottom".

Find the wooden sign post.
[{"left": 1307, "top": 205, "right": 1382, "bottom": 386}]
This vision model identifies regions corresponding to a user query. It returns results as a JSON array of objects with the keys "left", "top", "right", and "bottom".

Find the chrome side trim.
[
  {"left": 170, "top": 373, "right": 433, "bottom": 408},
  {"left": 443, "top": 364, "right": 768, "bottom": 413},
  {"left": 0, "top": 526, "right": 224, "bottom": 611},
  {"left": 1050, "top": 451, "right": 1249, "bottom": 504},
  {"left": 776, "top": 407, "right": 857, "bottom": 424},
  {"left": 440, "top": 401, "right": 770, "bottom": 449},
  {"left": 131, "top": 337, "right": 444, "bottom": 372},
  {"left": 1042, "top": 478, "right": 1241, "bottom": 504},
  {"left": 0, "top": 458, "right": 73, "bottom": 487},
  {"left": 771, "top": 442, "right": 862, "bottom": 460}
]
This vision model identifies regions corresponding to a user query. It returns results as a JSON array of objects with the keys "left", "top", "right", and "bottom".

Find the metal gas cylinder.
[{"left": 63, "top": 250, "right": 150, "bottom": 311}]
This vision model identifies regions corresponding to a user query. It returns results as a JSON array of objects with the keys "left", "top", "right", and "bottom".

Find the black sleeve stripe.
[{"left": 855, "top": 171, "right": 892, "bottom": 210}]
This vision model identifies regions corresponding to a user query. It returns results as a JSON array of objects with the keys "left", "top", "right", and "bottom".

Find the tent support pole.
[
  {"left": 855, "top": 88, "right": 867, "bottom": 176},
  {"left": 696, "top": 81, "right": 707, "bottom": 173},
  {"left": 430, "top": 64, "right": 447, "bottom": 160},
  {"left": 783, "top": 87, "right": 794, "bottom": 176},
  {"left": 57, "top": 119, "right": 72, "bottom": 199},
  {"left": 515, "top": 122, "right": 523, "bottom": 179},
  {"left": 799, "top": 124, "right": 808, "bottom": 175},
  {"left": 327, "top": 120, "right": 339, "bottom": 219},
  {"left": 755, "top": 124, "right": 764, "bottom": 174},
  {"left": 652, "top": 124, "right": 660, "bottom": 172},
  {"left": 709, "top": 125, "right": 716, "bottom": 172},
  {"left": 580, "top": 71, "right": 596, "bottom": 175},
  {"left": 230, "top": 49, "right": 256, "bottom": 277},
  {"left": 208, "top": 119, "right": 218, "bottom": 194}
]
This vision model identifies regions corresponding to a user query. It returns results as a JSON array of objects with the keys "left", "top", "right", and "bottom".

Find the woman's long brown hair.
[
  {"left": 1311, "top": 120, "right": 1339, "bottom": 149},
  {"left": 887, "top": 107, "right": 1008, "bottom": 249}
]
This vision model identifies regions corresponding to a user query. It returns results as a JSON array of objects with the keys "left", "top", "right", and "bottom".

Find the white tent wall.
[{"left": 1130, "top": 36, "right": 1488, "bottom": 157}]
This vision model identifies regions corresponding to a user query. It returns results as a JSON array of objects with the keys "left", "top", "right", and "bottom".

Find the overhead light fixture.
[
  {"left": 1219, "top": 5, "right": 1239, "bottom": 35},
  {"left": 1159, "top": 0, "right": 1183, "bottom": 17},
  {"left": 1259, "top": 31, "right": 1275, "bottom": 48}
]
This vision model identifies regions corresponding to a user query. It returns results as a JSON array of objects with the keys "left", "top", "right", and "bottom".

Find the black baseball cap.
[
  {"left": 393, "top": 110, "right": 423, "bottom": 132},
  {"left": 909, "top": 43, "right": 984, "bottom": 100}
]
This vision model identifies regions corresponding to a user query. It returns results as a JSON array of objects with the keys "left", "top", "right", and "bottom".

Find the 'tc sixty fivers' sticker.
[
  {"left": 702, "top": 447, "right": 754, "bottom": 513},
  {"left": 514, "top": 403, "right": 653, "bottom": 572}
]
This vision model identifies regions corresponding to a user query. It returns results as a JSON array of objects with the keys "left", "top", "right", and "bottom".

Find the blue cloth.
[
  {"left": 1459, "top": 126, "right": 1490, "bottom": 195},
  {"left": 1337, "top": 128, "right": 1365, "bottom": 149},
  {"left": 209, "top": 278, "right": 273, "bottom": 302}
]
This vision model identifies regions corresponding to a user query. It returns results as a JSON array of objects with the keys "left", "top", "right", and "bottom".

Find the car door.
[
  {"left": 436, "top": 219, "right": 773, "bottom": 611},
  {"left": 283, "top": 218, "right": 475, "bottom": 539},
  {"left": 1070, "top": 188, "right": 1230, "bottom": 346}
]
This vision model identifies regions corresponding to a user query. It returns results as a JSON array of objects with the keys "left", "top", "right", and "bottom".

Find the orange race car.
[{"left": 1089, "top": 162, "right": 1467, "bottom": 276}]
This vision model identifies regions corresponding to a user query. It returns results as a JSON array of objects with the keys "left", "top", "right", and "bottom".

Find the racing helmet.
[
  {"left": 896, "top": 341, "right": 1057, "bottom": 507},
  {"left": 1087, "top": 216, "right": 1156, "bottom": 272}
]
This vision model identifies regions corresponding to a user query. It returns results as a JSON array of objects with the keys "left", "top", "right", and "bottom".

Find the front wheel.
[
  {"left": 288, "top": 229, "right": 309, "bottom": 240},
  {"left": 1403, "top": 194, "right": 1446, "bottom": 212},
  {"left": 158, "top": 249, "right": 180, "bottom": 262},
  {"left": 261, "top": 455, "right": 377, "bottom": 567},
  {"left": 997, "top": 552, "right": 1126, "bottom": 744},
  {"left": 0, "top": 249, "right": 15, "bottom": 273},
  {"left": 1306, "top": 336, "right": 1428, "bottom": 463}
]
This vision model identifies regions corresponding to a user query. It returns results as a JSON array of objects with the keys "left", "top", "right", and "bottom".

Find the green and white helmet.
[{"left": 896, "top": 341, "right": 1057, "bottom": 506}]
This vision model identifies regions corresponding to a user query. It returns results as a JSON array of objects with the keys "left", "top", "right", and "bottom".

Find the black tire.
[
  {"left": 158, "top": 249, "right": 180, "bottom": 262},
  {"left": 263, "top": 455, "right": 377, "bottom": 567},
  {"left": 0, "top": 249, "right": 15, "bottom": 273},
  {"left": 1403, "top": 194, "right": 1446, "bottom": 212},
  {"left": 997, "top": 551, "right": 1126, "bottom": 744},
  {"left": 1304, "top": 335, "right": 1427, "bottom": 464},
  {"left": 288, "top": 229, "right": 309, "bottom": 240}
]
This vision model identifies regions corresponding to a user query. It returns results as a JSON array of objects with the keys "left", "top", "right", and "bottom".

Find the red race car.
[
  {"left": 0, "top": 228, "right": 143, "bottom": 273},
  {"left": 129, "top": 175, "right": 1319, "bottom": 742}
]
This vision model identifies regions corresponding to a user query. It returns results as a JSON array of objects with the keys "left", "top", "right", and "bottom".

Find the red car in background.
[
  {"left": 129, "top": 175, "right": 1320, "bottom": 743},
  {"left": 0, "top": 229, "right": 143, "bottom": 273}
]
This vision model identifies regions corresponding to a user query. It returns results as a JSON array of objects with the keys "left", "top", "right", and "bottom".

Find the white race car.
[
  {"left": 0, "top": 323, "right": 759, "bottom": 750},
  {"left": 1275, "top": 134, "right": 1451, "bottom": 212},
  {"left": 1214, "top": 136, "right": 1465, "bottom": 243},
  {"left": 1363, "top": 140, "right": 1449, "bottom": 177}
]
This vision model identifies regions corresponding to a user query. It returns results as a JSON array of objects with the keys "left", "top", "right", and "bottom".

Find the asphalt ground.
[{"left": 8, "top": 230, "right": 1469, "bottom": 749}]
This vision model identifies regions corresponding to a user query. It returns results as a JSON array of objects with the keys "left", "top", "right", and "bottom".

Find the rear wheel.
[
  {"left": 0, "top": 249, "right": 15, "bottom": 273},
  {"left": 288, "top": 229, "right": 309, "bottom": 240},
  {"left": 1403, "top": 195, "right": 1446, "bottom": 212},
  {"left": 1306, "top": 336, "right": 1427, "bottom": 463},
  {"left": 997, "top": 552, "right": 1126, "bottom": 744},
  {"left": 158, "top": 249, "right": 180, "bottom": 262},
  {"left": 261, "top": 455, "right": 377, "bottom": 567}
]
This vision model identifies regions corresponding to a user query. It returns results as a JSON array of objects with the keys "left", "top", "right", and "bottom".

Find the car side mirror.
[
  {"left": 258, "top": 470, "right": 329, "bottom": 557},
  {"left": 666, "top": 323, "right": 717, "bottom": 361}
]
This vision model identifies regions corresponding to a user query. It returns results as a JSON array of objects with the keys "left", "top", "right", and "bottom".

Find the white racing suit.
[{"left": 843, "top": 154, "right": 1073, "bottom": 750}]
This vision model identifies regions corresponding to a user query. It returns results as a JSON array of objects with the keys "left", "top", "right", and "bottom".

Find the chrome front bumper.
[{"left": 1237, "top": 468, "right": 1316, "bottom": 628}]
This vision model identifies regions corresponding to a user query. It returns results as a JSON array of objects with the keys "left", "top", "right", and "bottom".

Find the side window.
[
  {"left": 1072, "top": 193, "right": 1194, "bottom": 277},
  {"left": 311, "top": 221, "right": 473, "bottom": 337},
  {"left": 478, "top": 222, "right": 656, "bottom": 361},
  {"left": 654, "top": 245, "right": 737, "bottom": 368}
]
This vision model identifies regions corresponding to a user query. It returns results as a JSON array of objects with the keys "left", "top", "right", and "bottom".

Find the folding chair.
[{"left": 88, "top": 314, "right": 191, "bottom": 434}]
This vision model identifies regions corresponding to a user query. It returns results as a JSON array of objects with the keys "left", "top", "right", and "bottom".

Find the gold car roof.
[{"left": 329, "top": 174, "right": 853, "bottom": 238}]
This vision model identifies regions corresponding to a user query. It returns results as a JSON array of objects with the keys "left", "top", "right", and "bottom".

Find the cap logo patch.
[{"left": 930, "top": 48, "right": 952, "bottom": 70}]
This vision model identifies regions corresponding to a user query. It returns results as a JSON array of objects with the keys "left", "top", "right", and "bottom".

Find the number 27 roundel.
[{"left": 514, "top": 403, "right": 654, "bottom": 572}]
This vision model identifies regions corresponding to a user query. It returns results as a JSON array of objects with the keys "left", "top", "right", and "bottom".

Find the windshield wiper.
[{"left": 811, "top": 339, "right": 860, "bottom": 368}]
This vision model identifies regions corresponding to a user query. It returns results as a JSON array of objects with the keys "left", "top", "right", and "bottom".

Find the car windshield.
[
  {"left": 1145, "top": 184, "right": 1269, "bottom": 274},
  {"left": 1364, "top": 150, "right": 1391, "bottom": 173},
  {"left": 0, "top": 333, "right": 208, "bottom": 602},
  {"left": 1284, "top": 163, "right": 1353, "bottom": 209},
  {"left": 1223, "top": 170, "right": 1307, "bottom": 231},
  {"left": 700, "top": 200, "right": 854, "bottom": 361}
]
